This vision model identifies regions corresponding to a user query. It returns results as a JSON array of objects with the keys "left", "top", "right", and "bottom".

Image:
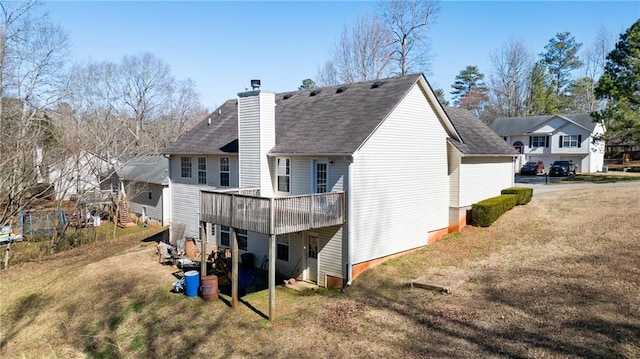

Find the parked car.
[
  {"left": 520, "top": 161, "right": 539, "bottom": 175},
  {"left": 548, "top": 160, "right": 576, "bottom": 177}
]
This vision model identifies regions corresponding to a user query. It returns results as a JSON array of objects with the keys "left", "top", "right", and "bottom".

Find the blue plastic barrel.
[{"left": 184, "top": 270, "right": 200, "bottom": 297}]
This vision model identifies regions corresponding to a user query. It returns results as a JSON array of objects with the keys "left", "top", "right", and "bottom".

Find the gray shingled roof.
[
  {"left": 116, "top": 155, "right": 169, "bottom": 185},
  {"left": 165, "top": 74, "right": 510, "bottom": 157},
  {"left": 445, "top": 107, "right": 517, "bottom": 156},
  {"left": 490, "top": 113, "right": 596, "bottom": 136},
  {"left": 164, "top": 74, "right": 425, "bottom": 155}
]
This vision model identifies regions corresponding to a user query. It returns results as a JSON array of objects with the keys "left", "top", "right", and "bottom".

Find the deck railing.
[{"left": 200, "top": 190, "right": 345, "bottom": 235}]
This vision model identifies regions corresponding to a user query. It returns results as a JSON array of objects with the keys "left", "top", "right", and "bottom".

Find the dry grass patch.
[{"left": 1, "top": 185, "right": 639, "bottom": 358}]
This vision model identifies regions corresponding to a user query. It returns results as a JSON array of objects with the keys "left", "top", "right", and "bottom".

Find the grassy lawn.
[
  {"left": 1, "top": 185, "right": 639, "bottom": 358},
  {"left": 559, "top": 172, "right": 640, "bottom": 184}
]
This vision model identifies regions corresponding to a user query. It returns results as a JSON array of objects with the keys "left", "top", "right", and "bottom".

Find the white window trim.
[
  {"left": 313, "top": 160, "right": 329, "bottom": 194},
  {"left": 236, "top": 229, "right": 248, "bottom": 251},
  {"left": 277, "top": 157, "right": 291, "bottom": 193},
  {"left": 532, "top": 136, "right": 546, "bottom": 147},
  {"left": 197, "top": 157, "right": 207, "bottom": 184},
  {"left": 562, "top": 135, "right": 579, "bottom": 148},
  {"left": 276, "top": 234, "right": 290, "bottom": 262},
  {"left": 219, "top": 157, "right": 230, "bottom": 187},
  {"left": 180, "top": 157, "right": 192, "bottom": 178},
  {"left": 220, "top": 225, "right": 230, "bottom": 247}
]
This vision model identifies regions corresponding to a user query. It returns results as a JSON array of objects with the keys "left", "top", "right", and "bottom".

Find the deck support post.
[
  {"left": 268, "top": 197, "right": 276, "bottom": 321},
  {"left": 232, "top": 228, "right": 238, "bottom": 308},
  {"left": 200, "top": 221, "right": 207, "bottom": 279}
]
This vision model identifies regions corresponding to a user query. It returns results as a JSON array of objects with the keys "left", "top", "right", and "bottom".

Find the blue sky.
[{"left": 46, "top": 1, "right": 639, "bottom": 109}]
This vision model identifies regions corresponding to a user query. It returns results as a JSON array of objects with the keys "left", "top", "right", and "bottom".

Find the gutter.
[{"left": 267, "top": 152, "right": 354, "bottom": 159}]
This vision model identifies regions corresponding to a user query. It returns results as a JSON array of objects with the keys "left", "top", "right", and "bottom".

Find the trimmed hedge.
[
  {"left": 471, "top": 194, "right": 518, "bottom": 227},
  {"left": 500, "top": 187, "right": 533, "bottom": 205}
]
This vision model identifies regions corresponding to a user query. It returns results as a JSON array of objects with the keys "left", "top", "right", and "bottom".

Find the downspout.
[
  {"left": 346, "top": 157, "right": 354, "bottom": 287},
  {"left": 164, "top": 154, "right": 172, "bottom": 236}
]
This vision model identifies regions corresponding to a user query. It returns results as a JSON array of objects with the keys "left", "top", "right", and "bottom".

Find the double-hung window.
[
  {"left": 220, "top": 226, "right": 247, "bottom": 250},
  {"left": 220, "top": 225, "right": 230, "bottom": 247},
  {"left": 561, "top": 135, "right": 580, "bottom": 148},
  {"left": 276, "top": 235, "right": 289, "bottom": 261},
  {"left": 532, "top": 136, "right": 546, "bottom": 147},
  {"left": 277, "top": 158, "right": 290, "bottom": 192},
  {"left": 180, "top": 157, "right": 192, "bottom": 178},
  {"left": 236, "top": 229, "right": 248, "bottom": 251},
  {"left": 219, "top": 157, "right": 230, "bottom": 187},
  {"left": 315, "top": 162, "right": 327, "bottom": 193},
  {"left": 198, "top": 157, "right": 207, "bottom": 184}
]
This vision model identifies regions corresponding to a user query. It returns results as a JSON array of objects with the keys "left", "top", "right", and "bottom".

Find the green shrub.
[
  {"left": 501, "top": 187, "right": 533, "bottom": 205},
  {"left": 471, "top": 194, "right": 518, "bottom": 227}
]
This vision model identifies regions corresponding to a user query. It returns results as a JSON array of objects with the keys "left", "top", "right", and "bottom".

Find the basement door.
[{"left": 303, "top": 232, "right": 319, "bottom": 283}]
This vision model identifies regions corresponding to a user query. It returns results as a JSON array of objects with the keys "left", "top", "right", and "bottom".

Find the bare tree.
[
  {"left": 119, "top": 52, "right": 172, "bottom": 152},
  {"left": 489, "top": 37, "right": 534, "bottom": 117},
  {"left": 316, "top": 60, "right": 339, "bottom": 86},
  {"left": 319, "top": 15, "right": 392, "bottom": 84},
  {"left": 145, "top": 78, "right": 207, "bottom": 152},
  {"left": 0, "top": 1, "right": 70, "bottom": 227},
  {"left": 569, "top": 26, "right": 614, "bottom": 113},
  {"left": 583, "top": 26, "right": 613, "bottom": 81},
  {"left": 379, "top": 0, "right": 440, "bottom": 75}
]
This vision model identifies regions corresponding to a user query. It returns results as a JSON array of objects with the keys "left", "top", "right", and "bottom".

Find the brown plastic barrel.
[{"left": 201, "top": 275, "right": 219, "bottom": 301}]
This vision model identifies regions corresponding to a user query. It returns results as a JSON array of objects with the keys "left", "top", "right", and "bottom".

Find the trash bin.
[
  {"left": 184, "top": 270, "right": 200, "bottom": 297},
  {"left": 241, "top": 252, "right": 254, "bottom": 268},
  {"left": 602, "top": 166, "right": 608, "bottom": 173},
  {"left": 201, "top": 275, "right": 219, "bottom": 301}
]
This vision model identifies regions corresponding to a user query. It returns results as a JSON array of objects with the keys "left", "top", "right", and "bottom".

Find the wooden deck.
[{"left": 200, "top": 190, "right": 345, "bottom": 235}]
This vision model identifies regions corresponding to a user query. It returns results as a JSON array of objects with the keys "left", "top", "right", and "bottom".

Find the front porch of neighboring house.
[{"left": 199, "top": 188, "right": 346, "bottom": 320}]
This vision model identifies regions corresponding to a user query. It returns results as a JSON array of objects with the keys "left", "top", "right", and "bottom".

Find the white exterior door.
[{"left": 304, "top": 232, "right": 319, "bottom": 283}]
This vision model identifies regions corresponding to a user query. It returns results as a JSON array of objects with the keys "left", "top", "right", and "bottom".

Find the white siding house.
[
  {"left": 163, "top": 74, "right": 516, "bottom": 289},
  {"left": 116, "top": 155, "right": 171, "bottom": 226},
  {"left": 490, "top": 114, "right": 605, "bottom": 173}
]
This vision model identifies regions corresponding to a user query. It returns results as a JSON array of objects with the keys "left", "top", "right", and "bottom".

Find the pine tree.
[{"left": 540, "top": 32, "right": 583, "bottom": 97}]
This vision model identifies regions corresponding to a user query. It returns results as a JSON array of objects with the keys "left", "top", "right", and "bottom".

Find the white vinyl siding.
[
  {"left": 238, "top": 95, "right": 261, "bottom": 188},
  {"left": 127, "top": 183, "right": 166, "bottom": 223},
  {"left": 459, "top": 157, "right": 514, "bottom": 207},
  {"left": 351, "top": 83, "right": 450, "bottom": 264},
  {"left": 315, "top": 225, "right": 344, "bottom": 287},
  {"left": 170, "top": 182, "right": 201, "bottom": 240},
  {"left": 448, "top": 144, "right": 461, "bottom": 208}
]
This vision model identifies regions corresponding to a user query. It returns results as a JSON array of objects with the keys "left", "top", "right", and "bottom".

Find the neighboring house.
[
  {"left": 47, "top": 150, "right": 114, "bottom": 200},
  {"left": 115, "top": 155, "right": 170, "bottom": 226},
  {"left": 490, "top": 114, "right": 605, "bottom": 173},
  {"left": 163, "top": 73, "right": 515, "bottom": 288}
]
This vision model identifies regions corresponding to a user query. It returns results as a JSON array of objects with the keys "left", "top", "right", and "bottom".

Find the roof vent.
[
  {"left": 283, "top": 93, "right": 293, "bottom": 100},
  {"left": 310, "top": 89, "right": 321, "bottom": 96},
  {"left": 336, "top": 86, "right": 348, "bottom": 93},
  {"left": 371, "top": 81, "right": 384, "bottom": 89}
]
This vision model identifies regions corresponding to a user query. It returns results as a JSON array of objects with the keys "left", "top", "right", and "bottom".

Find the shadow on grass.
[
  {"left": 1, "top": 292, "right": 53, "bottom": 351},
  {"left": 344, "top": 247, "right": 640, "bottom": 358}
]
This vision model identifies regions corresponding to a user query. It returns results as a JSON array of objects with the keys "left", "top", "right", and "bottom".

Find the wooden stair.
[{"left": 117, "top": 197, "right": 132, "bottom": 228}]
